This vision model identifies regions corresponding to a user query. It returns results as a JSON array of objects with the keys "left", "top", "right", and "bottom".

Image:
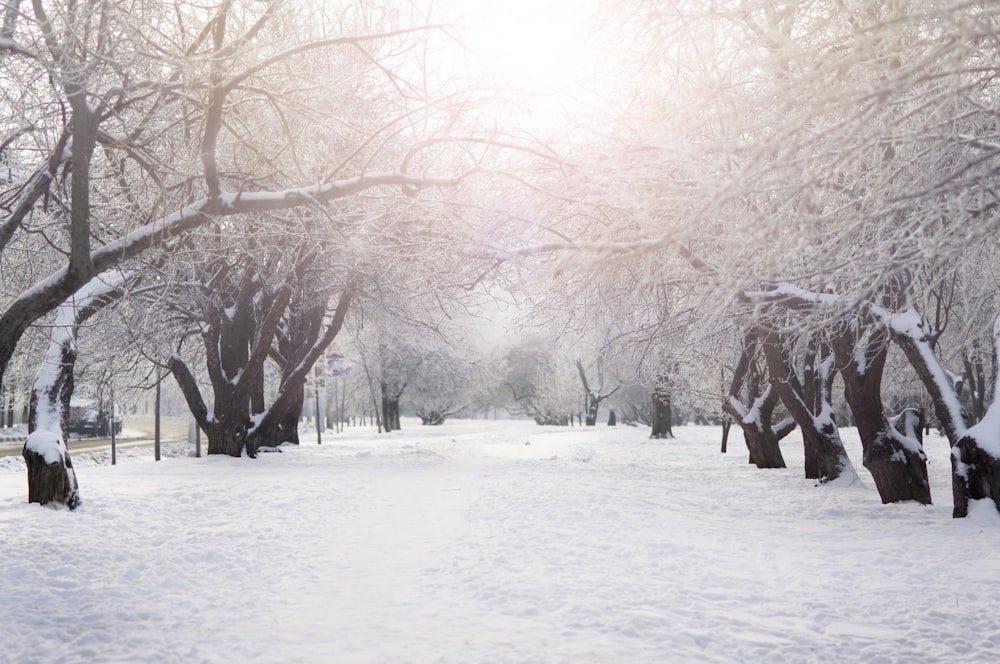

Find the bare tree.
[{"left": 575, "top": 357, "right": 620, "bottom": 426}]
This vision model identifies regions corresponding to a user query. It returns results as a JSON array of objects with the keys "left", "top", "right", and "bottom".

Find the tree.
[
  {"left": 167, "top": 225, "right": 354, "bottom": 457},
  {"left": 490, "top": 2, "right": 1000, "bottom": 519},
  {"left": 831, "top": 318, "right": 931, "bottom": 504},
  {"left": 722, "top": 330, "right": 793, "bottom": 469},
  {"left": 759, "top": 326, "right": 859, "bottom": 485},
  {"left": 649, "top": 374, "right": 674, "bottom": 439},
  {"left": 575, "top": 357, "right": 620, "bottom": 426},
  {"left": 497, "top": 339, "right": 578, "bottom": 425},
  {"left": 0, "top": 0, "right": 466, "bottom": 417},
  {"left": 23, "top": 269, "right": 128, "bottom": 508}
]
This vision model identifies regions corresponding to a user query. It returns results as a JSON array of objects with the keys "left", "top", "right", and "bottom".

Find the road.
[{"left": 0, "top": 416, "right": 191, "bottom": 458}]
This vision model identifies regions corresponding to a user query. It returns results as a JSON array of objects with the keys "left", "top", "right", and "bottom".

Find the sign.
[{"left": 327, "top": 353, "right": 350, "bottom": 377}]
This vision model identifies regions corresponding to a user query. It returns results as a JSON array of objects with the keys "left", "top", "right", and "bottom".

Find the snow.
[
  {"left": 22, "top": 429, "right": 68, "bottom": 466},
  {"left": 2, "top": 419, "right": 1000, "bottom": 663},
  {"left": 960, "top": 401, "right": 1000, "bottom": 459},
  {"left": 887, "top": 307, "right": 968, "bottom": 440},
  {"left": 742, "top": 282, "right": 844, "bottom": 307}
]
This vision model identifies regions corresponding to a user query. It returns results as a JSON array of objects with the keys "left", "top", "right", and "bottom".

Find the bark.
[
  {"left": 585, "top": 394, "right": 599, "bottom": 426},
  {"left": 206, "top": 424, "right": 248, "bottom": 457},
  {"left": 24, "top": 346, "right": 81, "bottom": 510},
  {"left": 833, "top": 325, "right": 930, "bottom": 504}
]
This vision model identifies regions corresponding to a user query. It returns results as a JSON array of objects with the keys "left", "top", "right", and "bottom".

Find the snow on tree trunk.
[{"left": 880, "top": 305, "right": 984, "bottom": 516}]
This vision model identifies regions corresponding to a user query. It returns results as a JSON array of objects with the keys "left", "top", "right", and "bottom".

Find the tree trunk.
[
  {"left": 834, "top": 327, "right": 931, "bottom": 504},
  {"left": 951, "top": 432, "right": 1000, "bottom": 518},
  {"left": 381, "top": 387, "right": 401, "bottom": 432},
  {"left": 576, "top": 358, "right": 619, "bottom": 428},
  {"left": 743, "top": 423, "right": 787, "bottom": 468},
  {"left": 650, "top": 381, "right": 673, "bottom": 439},
  {"left": 23, "top": 432, "right": 80, "bottom": 510},
  {"left": 722, "top": 332, "right": 789, "bottom": 469},
  {"left": 22, "top": 271, "right": 125, "bottom": 509},
  {"left": 206, "top": 424, "right": 246, "bottom": 457},
  {"left": 884, "top": 307, "right": 980, "bottom": 516},
  {"left": 249, "top": 383, "right": 304, "bottom": 448},
  {"left": 725, "top": 390, "right": 788, "bottom": 469},
  {"left": 761, "top": 330, "right": 856, "bottom": 483},
  {"left": 390, "top": 400, "right": 400, "bottom": 430},
  {"left": 585, "top": 393, "right": 598, "bottom": 426},
  {"left": 941, "top": 317, "right": 1000, "bottom": 517}
]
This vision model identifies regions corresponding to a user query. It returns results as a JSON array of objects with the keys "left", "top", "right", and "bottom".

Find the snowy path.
[{"left": 2, "top": 421, "right": 1000, "bottom": 662}]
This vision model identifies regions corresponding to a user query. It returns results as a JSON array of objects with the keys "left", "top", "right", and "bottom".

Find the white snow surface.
[{"left": 2, "top": 419, "right": 999, "bottom": 663}]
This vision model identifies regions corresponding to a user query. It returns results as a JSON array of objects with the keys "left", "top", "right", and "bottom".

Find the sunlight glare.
[{"left": 455, "top": 0, "right": 602, "bottom": 99}]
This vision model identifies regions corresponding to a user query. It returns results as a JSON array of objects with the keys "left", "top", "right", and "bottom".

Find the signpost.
[{"left": 326, "top": 353, "right": 350, "bottom": 433}]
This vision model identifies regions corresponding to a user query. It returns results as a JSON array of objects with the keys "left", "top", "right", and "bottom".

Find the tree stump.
[{"left": 23, "top": 431, "right": 81, "bottom": 510}]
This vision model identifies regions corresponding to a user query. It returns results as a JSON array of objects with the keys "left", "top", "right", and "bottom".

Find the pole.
[
  {"left": 340, "top": 375, "right": 347, "bottom": 433},
  {"left": 332, "top": 377, "right": 338, "bottom": 434},
  {"left": 315, "top": 380, "right": 322, "bottom": 445},
  {"left": 154, "top": 380, "right": 161, "bottom": 462},
  {"left": 195, "top": 423, "right": 201, "bottom": 458},
  {"left": 110, "top": 386, "right": 117, "bottom": 466}
]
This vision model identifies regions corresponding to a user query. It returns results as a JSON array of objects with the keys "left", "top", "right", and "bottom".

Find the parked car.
[{"left": 67, "top": 396, "right": 122, "bottom": 437}]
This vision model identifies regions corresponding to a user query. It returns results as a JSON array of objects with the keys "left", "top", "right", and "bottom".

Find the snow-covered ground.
[{"left": 2, "top": 419, "right": 998, "bottom": 663}]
